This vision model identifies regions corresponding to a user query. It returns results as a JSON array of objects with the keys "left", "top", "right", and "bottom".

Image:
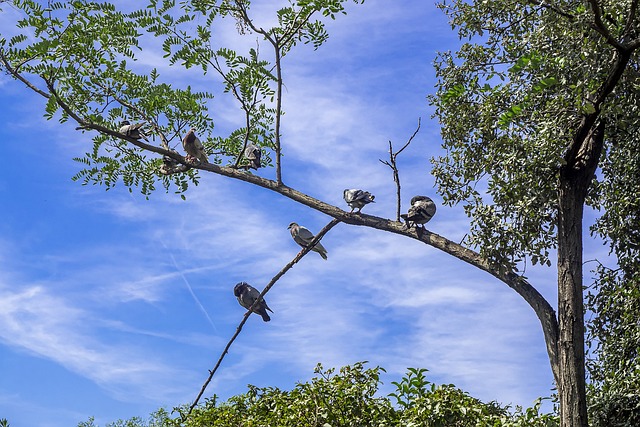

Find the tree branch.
[
  {"left": 623, "top": 0, "right": 639, "bottom": 39},
  {"left": 379, "top": 118, "right": 421, "bottom": 221},
  {"left": 564, "top": 49, "right": 632, "bottom": 169},
  {"left": 527, "top": 0, "right": 623, "bottom": 49},
  {"left": 0, "top": 51, "right": 51, "bottom": 99},
  {"left": 273, "top": 44, "right": 284, "bottom": 185},
  {"left": 6, "top": 47, "right": 560, "bottom": 389},
  {"left": 90, "top": 76, "right": 174, "bottom": 150},
  {"left": 527, "top": 0, "right": 576, "bottom": 21},
  {"left": 587, "top": 0, "right": 622, "bottom": 49},
  {"left": 39, "top": 83, "right": 562, "bottom": 379},
  {"left": 185, "top": 218, "right": 341, "bottom": 417}
]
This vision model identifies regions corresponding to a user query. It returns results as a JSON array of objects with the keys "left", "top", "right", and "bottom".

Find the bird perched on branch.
[
  {"left": 182, "top": 128, "right": 209, "bottom": 164},
  {"left": 401, "top": 195, "right": 436, "bottom": 233},
  {"left": 288, "top": 222, "right": 328, "bottom": 260},
  {"left": 159, "top": 149, "right": 190, "bottom": 175},
  {"left": 244, "top": 143, "right": 261, "bottom": 170},
  {"left": 119, "top": 120, "right": 148, "bottom": 141},
  {"left": 233, "top": 282, "right": 273, "bottom": 322},
  {"left": 343, "top": 189, "right": 375, "bottom": 213}
]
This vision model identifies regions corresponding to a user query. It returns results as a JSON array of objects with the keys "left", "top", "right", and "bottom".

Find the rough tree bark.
[
  {"left": 558, "top": 119, "right": 605, "bottom": 426},
  {"left": 553, "top": 38, "right": 631, "bottom": 426}
]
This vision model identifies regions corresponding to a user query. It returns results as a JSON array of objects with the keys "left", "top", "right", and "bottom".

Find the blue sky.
[{"left": 0, "top": 1, "right": 611, "bottom": 426}]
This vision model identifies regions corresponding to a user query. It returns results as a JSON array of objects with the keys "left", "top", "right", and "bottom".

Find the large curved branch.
[
  {"left": 186, "top": 160, "right": 560, "bottom": 381},
  {"left": 54, "top": 89, "right": 562, "bottom": 381},
  {"left": 10, "top": 60, "right": 560, "bottom": 385}
]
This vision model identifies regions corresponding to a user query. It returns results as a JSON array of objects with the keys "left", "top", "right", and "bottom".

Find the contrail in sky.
[{"left": 162, "top": 241, "right": 218, "bottom": 333}]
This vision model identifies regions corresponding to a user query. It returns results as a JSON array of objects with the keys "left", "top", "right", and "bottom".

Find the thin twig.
[
  {"left": 379, "top": 118, "right": 421, "bottom": 221},
  {"left": 185, "top": 218, "right": 341, "bottom": 418}
]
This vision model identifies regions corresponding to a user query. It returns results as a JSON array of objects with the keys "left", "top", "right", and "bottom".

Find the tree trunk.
[
  {"left": 557, "top": 174, "right": 588, "bottom": 427},
  {"left": 557, "top": 119, "right": 605, "bottom": 427}
]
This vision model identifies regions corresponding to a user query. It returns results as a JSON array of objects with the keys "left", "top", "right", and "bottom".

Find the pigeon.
[
  {"left": 159, "top": 149, "right": 186, "bottom": 175},
  {"left": 244, "top": 143, "right": 261, "bottom": 170},
  {"left": 233, "top": 282, "right": 273, "bottom": 322},
  {"left": 119, "top": 120, "right": 148, "bottom": 141},
  {"left": 401, "top": 195, "right": 436, "bottom": 231},
  {"left": 287, "top": 222, "right": 328, "bottom": 260},
  {"left": 343, "top": 189, "right": 375, "bottom": 213},
  {"left": 182, "top": 128, "right": 209, "bottom": 164}
]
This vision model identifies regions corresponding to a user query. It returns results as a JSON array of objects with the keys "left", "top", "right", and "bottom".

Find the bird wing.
[
  {"left": 352, "top": 190, "right": 369, "bottom": 202},
  {"left": 244, "top": 144, "right": 258, "bottom": 160},
  {"left": 313, "top": 240, "right": 328, "bottom": 253},
  {"left": 245, "top": 285, "right": 261, "bottom": 302},
  {"left": 416, "top": 199, "right": 436, "bottom": 217},
  {"left": 296, "top": 226, "right": 316, "bottom": 244},
  {"left": 194, "top": 136, "right": 205, "bottom": 151},
  {"left": 194, "top": 137, "right": 209, "bottom": 162},
  {"left": 406, "top": 203, "right": 435, "bottom": 224},
  {"left": 345, "top": 189, "right": 374, "bottom": 204},
  {"left": 182, "top": 132, "right": 192, "bottom": 153},
  {"left": 343, "top": 189, "right": 359, "bottom": 203}
]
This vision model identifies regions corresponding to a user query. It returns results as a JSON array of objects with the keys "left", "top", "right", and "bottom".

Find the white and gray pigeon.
[
  {"left": 182, "top": 128, "right": 209, "bottom": 164},
  {"left": 343, "top": 189, "right": 375, "bottom": 213},
  {"left": 401, "top": 195, "right": 436, "bottom": 230},
  {"left": 287, "top": 222, "right": 328, "bottom": 260},
  {"left": 233, "top": 282, "right": 273, "bottom": 322},
  {"left": 119, "top": 120, "right": 148, "bottom": 141},
  {"left": 244, "top": 143, "right": 261, "bottom": 170}
]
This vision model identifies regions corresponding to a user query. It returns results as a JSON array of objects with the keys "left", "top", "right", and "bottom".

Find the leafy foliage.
[
  {"left": 79, "top": 363, "right": 558, "bottom": 427},
  {"left": 586, "top": 265, "right": 640, "bottom": 427},
  {"left": 429, "top": 0, "right": 640, "bottom": 272},
  {"left": 0, "top": 0, "right": 362, "bottom": 196},
  {"left": 429, "top": 2, "right": 640, "bottom": 424}
]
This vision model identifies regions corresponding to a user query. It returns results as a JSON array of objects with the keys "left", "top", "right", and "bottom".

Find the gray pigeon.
[
  {"left": 244, "top": 143, "right": 261, "bottom": 170},
  {"left": 233, "top": 282, "right": 273, "bottom": 322},
  {"left": 182, "top": 128, "right": 209, "bottom": 164},
  {"left": 119, "top": 120, "right": 148, "bottom": 141},
  {"left": 159, "top": 148, "right": 186, "bottom": 175},
  {"left": 401, "top": 195, "right": 436, "bottom": 230},
  {"left": 343, "top": 189, "right": 375, "bottom": 213},
  {"left": 287, "top": 222, "right": 328, "bottom": 260}
]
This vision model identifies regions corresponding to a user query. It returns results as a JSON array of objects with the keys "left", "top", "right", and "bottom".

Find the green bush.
[{"left": 81, "top": 363, "right": 558, "bottom": 427}]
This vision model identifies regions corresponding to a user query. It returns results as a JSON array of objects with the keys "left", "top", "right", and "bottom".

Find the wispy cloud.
[{"left": 0, "top": 282, "right": 196, "bottom": 402}]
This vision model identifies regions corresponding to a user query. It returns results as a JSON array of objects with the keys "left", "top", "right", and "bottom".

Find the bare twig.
[
  {"left": 185, "top": 218, "right": 341, "bottom": 417},
  {"left": 231, "top": 0, "right": 317, "bottom": 186},
  {"left": 273, "top": 45, "right": 284, "bottom": 185},
  {"left": 379, "top": 118, "right": 421, "bottom": 221}
]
